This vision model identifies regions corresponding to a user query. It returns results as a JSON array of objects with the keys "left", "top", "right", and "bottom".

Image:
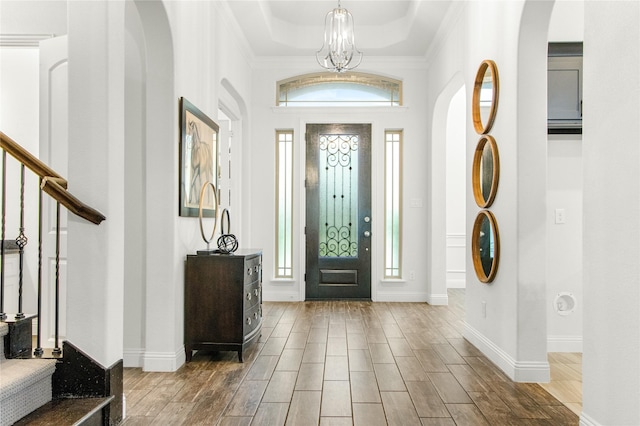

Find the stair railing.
[{"left": 0, "top": 131, "right": 105, "bottom": 357}]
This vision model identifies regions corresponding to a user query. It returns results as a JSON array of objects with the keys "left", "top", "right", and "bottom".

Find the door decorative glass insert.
[{"left": 318, "top": 134, "right": 359, "bottom": 258}]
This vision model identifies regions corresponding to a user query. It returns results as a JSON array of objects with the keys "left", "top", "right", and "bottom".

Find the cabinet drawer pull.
[
  {"left": 247, "top": 267, "right": 253, "bottom": 276},
  {"left": 253, "top": 312, "right": 258, "bottom": 320},
  {"left": 254, "top": 288, "right": 259, "bottom": 297},
  {"left": 246, "top": 317, "right": 252, "bottom": 325},
  {"left": 254, "top": 265, "right": 259, "bottom": 273},
  {"left": 246, "top": 292, "right": 252, "bottom": 301}
]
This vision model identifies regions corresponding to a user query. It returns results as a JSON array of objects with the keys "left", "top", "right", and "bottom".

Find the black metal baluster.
[
  {"left": 52, "top": 201, "right": 61, "bottom": 355},
  {"left": 0, "top": 150, "right": 6, "bottom": 320},
  {"left": 34, "top": 180, "right": 43, "bottom": 356},
  {"left": 15, "top": 164, "right": 27, "bottom": 319}
]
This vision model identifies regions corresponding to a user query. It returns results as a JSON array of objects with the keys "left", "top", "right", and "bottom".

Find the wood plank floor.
[
  {"left": 122, "top": 290, "right": 579, "bottom": 425},
  {"left": 541, "top": 352, "right": 582, "bottom": 416}
]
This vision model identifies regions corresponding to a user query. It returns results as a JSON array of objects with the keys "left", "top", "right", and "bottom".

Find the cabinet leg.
[
  {"left": 238, "top": 350, "right": 243, "bottom": 363},
  {"left": 186, "top": 346, "right": 193, "bottom": 362}
]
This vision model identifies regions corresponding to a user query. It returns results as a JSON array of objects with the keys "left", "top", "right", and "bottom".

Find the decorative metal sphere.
[{"left": 217, "top": 234, "right": 238, "bottom": 254}]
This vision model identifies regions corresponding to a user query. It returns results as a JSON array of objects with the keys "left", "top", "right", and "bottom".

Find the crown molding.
[
  {"left": 252, "top": 55, "right": 429, "bottom": 71},
  {"left": 0, "top": 34, "right": 56, "bottom": 47},
  {"left": 424, "top": 1, "right": 466, "bottom": 64}
]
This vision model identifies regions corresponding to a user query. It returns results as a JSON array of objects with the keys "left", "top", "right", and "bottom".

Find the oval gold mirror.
[
  {"left": 471, "top": 210, "right": 500, "bottom": 283},
  {"left": 472, "top": 135, "right": 500, "bottom": 208},
  {"left": 472, "top": 60, "right": 499, "bottom": 134}
]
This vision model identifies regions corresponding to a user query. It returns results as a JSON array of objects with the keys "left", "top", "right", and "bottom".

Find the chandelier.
[{"left": 316, "top": 0, "right": 363, "bottom": 73}]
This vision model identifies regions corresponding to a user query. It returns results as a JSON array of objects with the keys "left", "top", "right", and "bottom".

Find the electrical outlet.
[
  {"left": 409, "top": 270, "right": 416, "bottom": 281},
  {"left": 482, "top": 301, "right": 487, "bottom": 318},
  {"left": 555, "top": 208, "right": 566, "bottom": 224}
]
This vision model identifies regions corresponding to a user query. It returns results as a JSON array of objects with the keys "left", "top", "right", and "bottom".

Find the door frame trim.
[{"left": 295, "top": 118, "right": 382, "bottom": 302}]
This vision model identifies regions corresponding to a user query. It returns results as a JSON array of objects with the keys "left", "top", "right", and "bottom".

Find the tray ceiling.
[{"left": 224, "top": 0, "right": 455, "bottom": 57}]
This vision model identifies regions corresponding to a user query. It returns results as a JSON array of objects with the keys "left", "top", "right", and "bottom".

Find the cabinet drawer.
[
  {"left": 244, "top": 281, "right": 261, "bottom": 310},
  {"left": 244, "top": 256, "right": 262, "bottom": 284},
  {"left": 243, "top": 303, "right": 262, "bottom": 336}
]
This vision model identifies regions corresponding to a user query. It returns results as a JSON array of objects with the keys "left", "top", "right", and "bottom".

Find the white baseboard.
[
  {"left": 376, "top": 292, "right": 429, "bottom": 303},
  {"left": 263, "top": 291, "right": 440, "bottom": 303},
  {"left": 446, "top": 278, "right": 466, "bottom": 289},
  {"left": 426, "top": 293, "right": 449, "bottom": 305},
  {"left": 547, "top": 335, "right": 583, "bottom": 353},
  {"left": 142, "top": 347, "right": 186, "bottom": 372},
  {"left": 464, "top": 322, "right": 550, "bottom": 382},
  {"left": 123, "top": 348, "right": 144, "bottom": 368},
  {"left": 262, "top": 291, "right": 301, "bottom": 302}
]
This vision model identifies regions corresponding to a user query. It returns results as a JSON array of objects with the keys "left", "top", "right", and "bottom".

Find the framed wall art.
[{"left": 179, "top": 97, "right": 219, "bottom": 217}]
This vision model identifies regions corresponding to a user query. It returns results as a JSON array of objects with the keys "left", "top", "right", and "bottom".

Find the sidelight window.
[
  {"left": 276, "top": 130, "right": 294, "bottom": 278},
  {"left": 385, "top": 130, "right": 402, "bottom": 278}
]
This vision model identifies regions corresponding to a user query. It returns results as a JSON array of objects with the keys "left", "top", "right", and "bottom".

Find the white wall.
[
  {"left": 547, "top": 136, "right": 582, "bottom": 352},
  {"left": 425, "top": 0, "right": 554, "bottom": 382},
  {"left": 249, "top": 61, "right": 432, "bottom": 303},
  {"left": 2, "top": 0, "right": 255, "bottom": 372},
  {"left": 426, "top": 4, "right": 465, "bottom": 308},
  {"left": 123, "top": 1, "right": 147, "bottom": 368},
  {"left": 168, "top": 0, "right": 253, "bottom": 261},
  {"left": 445, "top": 86, "right": 467, "bottom": 289},
  {"left": 0, "top": 48, "right": 40, "bottom": 315},
  {"left": 120, "top": 0, "right": 255, "bottom": 371},
  {"left": 582, "top": 1, "right": 640, "bottom": 424},
  {"left": 0, "top": 49, "right": 39, "bottom": 151},
  {"left": 66, "top": 0, "right": 126, "bottom": 367},
  {"left": 548, "top": 0, "right": 584, "bottom": 42},
  {"left": 0, "top": 1, "right": 67, "bottom": 36},
  {"left": 546, "top": 0, "right": 584, "bottom": 354}
]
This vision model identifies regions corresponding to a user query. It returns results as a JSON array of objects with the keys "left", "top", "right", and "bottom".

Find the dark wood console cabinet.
[{"left": 184, "top": 249, "right": 262, "bottom": 362}]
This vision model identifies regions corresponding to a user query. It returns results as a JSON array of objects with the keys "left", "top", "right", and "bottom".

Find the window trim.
[
  {"left": 275, "top": 129, "right": 294, "bottom": 278},
  {"left": 384, "top": 129, "right": 403, "bottom": 279},
  {"left": 276, "top": 72, "right": 403, "bottom": 107}
]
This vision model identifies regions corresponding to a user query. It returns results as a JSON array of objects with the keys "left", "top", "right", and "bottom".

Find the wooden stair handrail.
[
  {"left": 1, "top": 131, "right": 106, "bottom": 225},
  {"left": 1, "top": 131, "right": 66, "bottom": 188}
]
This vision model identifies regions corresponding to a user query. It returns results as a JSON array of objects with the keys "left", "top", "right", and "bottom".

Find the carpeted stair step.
[{"left": 0, "top": 322, "right": 57, "bottom": 426}]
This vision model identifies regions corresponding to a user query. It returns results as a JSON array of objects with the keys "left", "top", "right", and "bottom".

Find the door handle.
[{"left": 364, "top": 231, "right": 371, "bottom": 237}]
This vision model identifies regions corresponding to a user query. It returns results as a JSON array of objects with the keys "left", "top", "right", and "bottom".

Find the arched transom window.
[{"left": 277, "top": 72, "right": 402, "bottom": 107}]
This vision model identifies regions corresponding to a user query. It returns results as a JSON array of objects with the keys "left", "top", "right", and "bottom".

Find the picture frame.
[{"left": 179, "top": 97, "right": 219, "bottom": 217}]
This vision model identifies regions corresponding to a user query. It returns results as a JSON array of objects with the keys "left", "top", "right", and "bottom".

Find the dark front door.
[{"left": 305, "top": 123, "right": 371, "bottom": 300}]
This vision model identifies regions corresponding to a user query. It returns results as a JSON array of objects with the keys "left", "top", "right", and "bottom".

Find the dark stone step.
[{"left": 13, "top": 396, "right": 114, "bottom": 426}]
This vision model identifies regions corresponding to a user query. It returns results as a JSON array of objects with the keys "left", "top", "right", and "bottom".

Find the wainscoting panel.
[{"left": 446, "top": 233, "right": 466, "bottom": 288}]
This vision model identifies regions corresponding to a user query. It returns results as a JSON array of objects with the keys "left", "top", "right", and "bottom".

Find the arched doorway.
[
  {"left": 445, "top": 85, "right": 467, "bottom": 290},
  {"left": 430, "top": 73, "right": 465, "bottom": 305},
  {"left": 122, "top": 0, "right": 176, "bottom": 371}
]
